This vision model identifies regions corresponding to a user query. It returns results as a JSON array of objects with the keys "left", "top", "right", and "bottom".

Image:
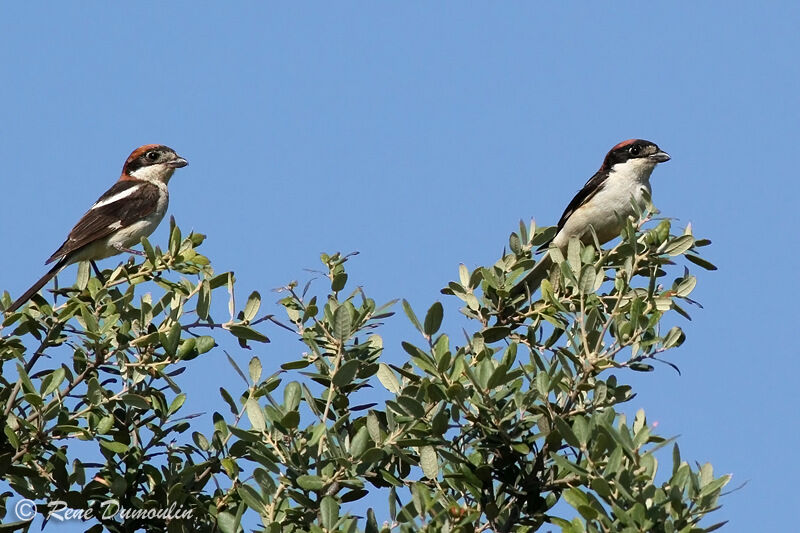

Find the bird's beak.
[
  {"left": 650, "top": 150, "right": 670, "bottom": 163},
  {"left": 168, "top": 156, "right": 188, "bottom": 168}
]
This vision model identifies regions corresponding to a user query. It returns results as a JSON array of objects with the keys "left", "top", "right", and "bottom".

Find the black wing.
[
  {"left": 46, "top": 180, "right": 162, "bottom": 264},
  {"left": 554, "top": 170, "right": 608, "bottom": 233},
  {"left": 537, "top": 170, "right": 609, "bottom": 251}
]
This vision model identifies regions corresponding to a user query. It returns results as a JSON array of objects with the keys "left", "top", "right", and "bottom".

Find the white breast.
[{"left": 553, "top": 158, "right": 655, "bottom": 248}]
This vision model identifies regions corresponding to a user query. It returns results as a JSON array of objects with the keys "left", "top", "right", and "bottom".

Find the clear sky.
[{"left": 2, "top": 3, "right": 797, "bottom": 531}]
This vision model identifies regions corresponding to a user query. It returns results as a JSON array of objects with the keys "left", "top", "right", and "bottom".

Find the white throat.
[
  {"left": 129, "top": 163, "right": 175, "bottom": 187},
  {"left": 608, "top": 157, "right": 657, "bottom": 185}
]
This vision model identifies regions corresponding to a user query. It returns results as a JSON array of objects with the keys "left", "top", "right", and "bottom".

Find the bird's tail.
[
  {"left": 5, "top": 258, "right": 67, "bottom": 314},
  {"left": 509, "top": 253, "right": 553, "bottom": 299}
]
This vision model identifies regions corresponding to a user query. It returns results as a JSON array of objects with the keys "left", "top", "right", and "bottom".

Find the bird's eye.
[
  {"left": 628, "top": 145, "right": 641, "bottom": 156},
  {"left": 146, "top": 151, "right": 159, "bottom": 162}
]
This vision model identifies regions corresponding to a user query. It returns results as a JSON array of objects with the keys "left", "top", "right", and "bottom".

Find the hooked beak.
[
  {"left": 168, "top": 156, "right": 188, "bottom": 168},
  {"left": 649, "top": 150, "right": 670, "bottom": 163}
]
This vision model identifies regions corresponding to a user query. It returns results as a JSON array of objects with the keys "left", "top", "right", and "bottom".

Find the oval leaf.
[
  {"left": 423, "top": 302, "right": 443, "bottom": 337},
  {"left": 320, "top": 496, "right": 340, "bottom": 530},
  {"left": 245, "top": 398, "right": 266, "bottom": 431},
  {"left": 419, "top": 445, "right": 438, "bottom": 479},
  {"left": 376, "top": 363, "right": 400, "bottom": 394},
  {"left": 333, "top": 304, "right": 353, "bottom": 341}
]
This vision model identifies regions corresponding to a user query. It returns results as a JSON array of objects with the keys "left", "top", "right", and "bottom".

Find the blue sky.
[{"left": 2, "top": 3, "right": 798, "bottom": 531}]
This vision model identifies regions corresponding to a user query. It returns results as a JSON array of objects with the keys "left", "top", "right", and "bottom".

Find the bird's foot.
[{"left": 113, "top": 245, "right": 145, "bottom": 256}]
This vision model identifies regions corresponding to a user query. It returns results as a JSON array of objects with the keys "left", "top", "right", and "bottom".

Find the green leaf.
[
  {"left": 590, "top": 477, "right": 612, "bottom": 498},
  {"left": 40, "top": 368, "right": 66, "bottom": 397},
  {"left": 227, "top": 272, "right": 235, "bottom": 320},
  {"left": 284, "top": 381, "right": 302, "bottom": 411},
  {"left": 458, "top": 264, "right": 470, "bottom": 287},
  {"left": 376, "top": 363, "right": 401, "bottom": 394},
  {"left": 553, "top": 416, "right": 580, "bottom": 447},
  {"left": 482, "top": 326, "right": 510, "bottom": 343},
  {"left": 672, "top": 443, "right": 682, "bottom": 475},
  {"left": 350, "top": 426, "right": 370, "bottom": 457},
  {"left": 579, "top": 265, "right": 596, "bottom": 293},
  {"left": 535, "top": 372, "right": 549, "bottom": 397},
  {"left": 396, "top": 395, "right": 425, "bottom": 418},
  {"left": 367, "top": 411, "right": 382, "bottom": 444},
  {"left": 216, "top": 512, "right": 237, "bottom": 533},
  {"left": 567, "top": 237, "right": 581, "bottom": 273},
  {"left": 77, "top": 261, "right": 91, "bottom": 290},
  {"left": 237, "top": 485, "right": 266, "bottom": 514},
  {"left": 192, "top": 432, "right": 210, "bottom": 451},
  {"left": 121, "top": 394, "right": 150, "bottom": 410},
  {"left": 281, "top": 359, "right": 311, "bottom": 370},
  {"left": 176, "top": 338, "right": 196, "bottom": 359},
  {"left": 389, "top": 488, "right": 398, "bottom": 521},
  {"left": 699, "top": 474, "right": 731, "bottom": 497},
  {"left": 333, "top": 303, "right": 353, "bottom": 341},
  {"left": 365, "top": 508, "right": 379, "bottom": 533},
  {"left": 228, "top": 325, "right": 270, "bottom": 343},
  {"left": 169, "top": 393, "right": 186, "bottom": 415},
  {"left": 511, "top": 442, "right": 530, "bottom": 454},
  {"left": 402, "top": 299, "right": 423, "bottom": 334},
  {"left": 487, "top": 363, "right": 508, "bottom": 389},
  {"left": 197, "top": 280, "right": 211, "bottom": 320},
  {"left": 419, "top": 446, "right": 438, "bottom": 479},
  {"left": 685, "top": 253, "right": 718, "bottom": 271},
  {"left": 296, "top": 475, "right": 325, "bottom": 491},
  {"left": 663, "top": 326, "right": 685, "bottom": 349},
  {"left": 423, "top": 302, "right": 443, "bottom": 337},
  {"left": 169, "top": 222, "right": 182, "bottom": 256},
  {"left": 227, "top": 425, "right": 259, "bottom": 442},
  {"left": 141, "top": 236, "right": 157, "bottom": 264},
  {"left": 320, "top": 496, "right": 340, "bottom": 530},
  {"left": 209, "top": 272, "right": 231, "bottom": 289},
  {"left": 573, "top": 416, "right": 590, "bottom": 448},
  {"left": 563, "top": 488, "right": 589, "bottom": 509},
  {"left": 245, "top": 398, "right": 266, "bottom": 431},
  {"left": 663, "top": 234, "right": 695, "bottom": 256},
  {"left": 226, "top": 352, "right": 249, "bottom": 384},
  {"left": 161, "top": 322, "right": 182, "bottom": 356},
  {"left": 249, "top": 357, "right": 262, "bottom": 384},
  {"left": 243, "top": 291, "right": 261, "bottom": 322},
  {"left": 509, "top": 231, "right": 521, "bottom": 254},
  {"left": 195, "top": 336, "right": 215, "bottom": 355},
  {"left": 331, "top": 272, "right": 348, "bottom": 292},
  {"left": 79, "top": 305, "right": 99, "bottom": 334},
  {"left": 100, "top": 440, "right": 128, "bottom": 454},
  {"left": 333, "top": 359, "right": 359, "bottom": 387},
  {"left": 674, "top": 275, "right": 697, "bottom": 298}
]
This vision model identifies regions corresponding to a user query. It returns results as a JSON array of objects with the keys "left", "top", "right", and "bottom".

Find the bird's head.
[
  {"left": 122, "top": 144, "right": 188, "bottom": 183},
  {"left": 601, "top": 139, "right": 670, "bottom": 176}
]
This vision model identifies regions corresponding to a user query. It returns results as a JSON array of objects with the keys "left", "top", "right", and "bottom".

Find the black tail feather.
[{"left": 5, "top": 258, "right": 68, "bottom": 314}]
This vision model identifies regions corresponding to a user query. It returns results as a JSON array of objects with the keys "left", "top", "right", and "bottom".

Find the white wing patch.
[{"left": 90, "top": 184, "right": 142, "bottom": 210}]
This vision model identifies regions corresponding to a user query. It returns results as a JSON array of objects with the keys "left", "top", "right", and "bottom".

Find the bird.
[
  {"left": 5, "top": 144, "right": 188, "bottom": 314},
  {"left": 510, "top": 139, "right": 670, "bottom": 297}
]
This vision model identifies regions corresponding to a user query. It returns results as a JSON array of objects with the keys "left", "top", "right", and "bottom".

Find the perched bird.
[
  {"left": 511, "top": 139, "right": 670, "bottom": 297},
  {"left": 5, "top": 144, "right": 188, "bottom": 313}
]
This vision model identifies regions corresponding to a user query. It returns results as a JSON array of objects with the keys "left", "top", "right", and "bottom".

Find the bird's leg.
[
  {"left": 90, "top": 261, "right": 107, "bottom": 284},
  {"left": 112, "top": 244, "right": 145, "bottom": 256}
]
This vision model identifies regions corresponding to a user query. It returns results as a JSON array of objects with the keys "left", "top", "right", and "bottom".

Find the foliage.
[
  {"left": 0, "top": 219, "right": 271, "bottom": 532},
  {"left": 0, "top": 211, "right": 730, "bottom": 532}
]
